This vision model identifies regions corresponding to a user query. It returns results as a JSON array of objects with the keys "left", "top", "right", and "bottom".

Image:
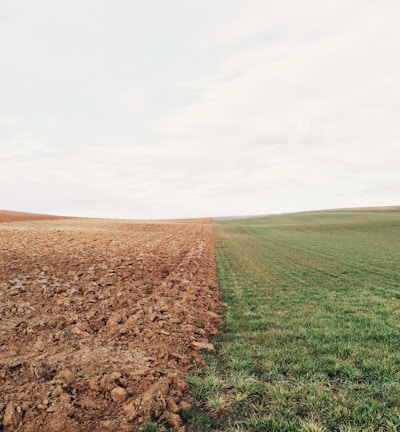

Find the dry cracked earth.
[{"left": 0, "top": 211, "right": 225, "bottom": 431}]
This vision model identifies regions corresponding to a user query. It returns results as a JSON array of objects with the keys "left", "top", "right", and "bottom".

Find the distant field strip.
[{"left": 186, "top": 211, "right": 400, "bottom": 431}]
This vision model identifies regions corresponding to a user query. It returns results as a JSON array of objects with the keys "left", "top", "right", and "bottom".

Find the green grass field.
[{"left": 185, "top": 210, "right": 400, "bottom": 431}]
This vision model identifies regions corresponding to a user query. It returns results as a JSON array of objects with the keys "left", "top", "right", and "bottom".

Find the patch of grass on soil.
[{"left": 185, "top": 210, "right": 400, "bottom": 431}]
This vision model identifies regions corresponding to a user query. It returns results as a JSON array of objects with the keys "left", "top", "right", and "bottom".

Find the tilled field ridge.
[{"left": 0, "top": 214, "right": 224, "bottom": 431}]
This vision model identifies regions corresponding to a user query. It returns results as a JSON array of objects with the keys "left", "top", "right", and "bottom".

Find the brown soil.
[
  {"left": 0, "top": 213, "right": 224, "bottom": 431},
  {"left": 0, "top": 211, "right": 66, "bottom": 223}
]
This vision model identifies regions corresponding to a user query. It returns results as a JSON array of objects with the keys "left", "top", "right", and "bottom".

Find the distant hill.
[
  {"left": 0, "top": 210, "right": 67, "bottom": 223},
  {"left": 321, "top": 205, "right": 400, "bottom": 212},
  {"left": 214, "top": 205, "right": 400, "bottom": 221}
]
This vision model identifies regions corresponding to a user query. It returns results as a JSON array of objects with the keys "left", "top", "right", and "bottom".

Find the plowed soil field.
[{"left": 0, "top": 212, "right": 224, "bottom": 431}]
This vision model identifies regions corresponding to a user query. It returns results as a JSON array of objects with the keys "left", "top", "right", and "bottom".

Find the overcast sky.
[{"left": 1, "top": 1, "right": 399, "bottom": 219}]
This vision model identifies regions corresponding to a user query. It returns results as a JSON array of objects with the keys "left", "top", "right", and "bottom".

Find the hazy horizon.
[{"left": 2, "top": 205, "right": 400, "bottom": 222}]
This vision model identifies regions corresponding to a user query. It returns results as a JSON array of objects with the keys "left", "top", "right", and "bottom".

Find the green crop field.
[{"left": 185, "top": 210, "right": 400, "bottom": 431}]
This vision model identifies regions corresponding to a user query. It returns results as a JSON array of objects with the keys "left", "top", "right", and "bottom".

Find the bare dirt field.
[{"left": 0, "top": 212, "right": 224, "bottom": 431}]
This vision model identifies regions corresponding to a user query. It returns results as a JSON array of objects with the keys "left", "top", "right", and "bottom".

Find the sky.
[{"left": 1, "top": 0, "right": 399, "bottom": 219}]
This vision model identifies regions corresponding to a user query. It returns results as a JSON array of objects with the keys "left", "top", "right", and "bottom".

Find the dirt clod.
[
  {"left": 3, "top": 403, "right": 22, "bottom": 430},
  {"left": 191, "top": 341, "right": 215, "bottom": 352},
  {"left": 111, "top": 386, "right": 128, "bottom": 403}
]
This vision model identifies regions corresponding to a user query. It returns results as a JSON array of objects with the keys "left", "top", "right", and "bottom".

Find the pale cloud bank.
[{"left": 1, "top": 1, "right": 399, "bottom": 218}]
